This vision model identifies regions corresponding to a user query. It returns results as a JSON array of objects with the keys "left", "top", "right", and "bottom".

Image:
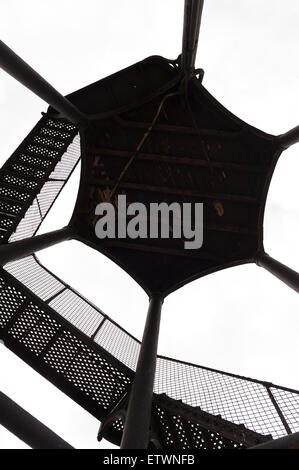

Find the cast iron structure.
[{"left": 0, "top": 1, "right": 299, "bottom": 449}]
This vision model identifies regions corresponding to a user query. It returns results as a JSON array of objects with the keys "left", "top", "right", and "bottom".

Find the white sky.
[{"left": 1, "top": 0, "right": 299, "bottom": 449}]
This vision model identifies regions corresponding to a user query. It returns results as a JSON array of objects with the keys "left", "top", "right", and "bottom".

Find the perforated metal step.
[{"left": 0, "top": 115, "right": 77, "bottom": 243}]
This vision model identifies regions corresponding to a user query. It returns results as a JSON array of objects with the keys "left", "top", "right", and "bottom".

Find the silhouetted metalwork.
[
  {"left": 257, "top": 252, "right": 299, "bottom": 294},
  {"left": 0, "top": 0, "right": 298, "bottom": 450},
  {"left": 0, "top": 227, "right": 70, "bottom": 266},
  {"left": 277, "top": 124, "right": 299, "bottom": 149},
  {"left": 0, "top": 391, "right": 73, "bottom": 449},
  {"left": 181, "top": 0, "right": 204, "bottom": 74},
  {"left": 121, "top": 296, "right": 163, "bottom": 449},
  {"left": 1, "top": 254, "right": 299, "bottom": 449},
  {"left": 0, "top": 41, "right": 86, "bottom": 127},
  {"left": 251, "top": 431, "right": 299, "bottom": 449}
]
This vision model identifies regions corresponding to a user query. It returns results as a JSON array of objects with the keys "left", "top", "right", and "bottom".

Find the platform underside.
[{"left": 68, "top": 56, "right": 281, "bottom": 295}]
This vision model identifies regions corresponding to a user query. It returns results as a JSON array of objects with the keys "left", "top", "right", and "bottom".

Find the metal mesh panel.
[
  {"left": 0, "top": 113, "right": 298, "bottom": 444},
  {"left": 11, "top": 163, "right": 46, "bottom": 179},
  {"left": 36, "top": 181, "right": 64, "bottom": 218},
  {"left": 0, "top": 198, "right": 22, "bottom": 216},
  {"left": 44, "top": 331, "right": 132, "bottom": 410},
  {"left": 3, "top": 174, "right": 38, "bottom": 191},
  {"left": 0, "top": 268, "right": 133, "bottom": 418},
  {"left": 0, "top": 114, "right": 79, "bottom": 244},
  {"left": 0, "top": 186, "right": 30, "bottom": 202},
  {"left": 0, "top": 214, "right": 14, "bottom": 230},
  {"left": 0, "top": 278, "right": 26, "bottom": 328},
  {"left": 8, "top": 130, "right": 80, "bottom": 242},
  {"left": 45, "top": 118, "right": 76, "bottom": 133},
  {"left": 153, "top": 405, "right": 244, "bottom": 449},
  {"left": 9, "top": 301, "right": 61, "bottom": 356},
  {"left": 49, "top": 135, "right": 81, "bottom": 181},
  {"left": 33, "top": 135, "right": 66, "bottom": 150},
  {"left": 5, "top": 256, "right": 105, "bottom": 336},
  {"left": 49, "top": 289, "right": 104, "bottom": 337}
]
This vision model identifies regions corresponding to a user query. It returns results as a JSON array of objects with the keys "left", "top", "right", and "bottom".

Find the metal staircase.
[
  {"left": 0, "top": 117, "right": 77, "bottom": 243},
  {"left": 1, "top": 0, "right": 299, "bottom": 449}
]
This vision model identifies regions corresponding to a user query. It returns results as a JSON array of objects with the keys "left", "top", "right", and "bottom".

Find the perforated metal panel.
[
  {"left": 3, "top": 254, "right": 299, "bottom": 442},
  {"left": 0, "top": 105, "right": 298, "bottom": 448},
  {"left": 153, "top": 405, "right": 244, "bottom": 449},
  {"left": 0, "top": 268, "right": 134, "bottom": 421}
]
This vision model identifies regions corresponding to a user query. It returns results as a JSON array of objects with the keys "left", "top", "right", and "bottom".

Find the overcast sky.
[{"left": 1, "top": 0, "right": 299, "bottom": 449}]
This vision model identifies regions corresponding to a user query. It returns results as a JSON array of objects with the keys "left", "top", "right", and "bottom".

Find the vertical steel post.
[
  {"left": 266, "top": 387, "right": 292, "bottom": 435},
  {"left": 181, "top": 0, "right": 205, "bottom": 74},
  {"left": 121, "top": 295, "right": 163, "bottom": 449},
  {"left": 0, "top": 227, "right": 71, "bottom": 266},
  {"left": 256, "top": 252, "right": 299, "bottom": 294},
  {"left": 0, "top": 40, "right": 86, "bottom": 126}
]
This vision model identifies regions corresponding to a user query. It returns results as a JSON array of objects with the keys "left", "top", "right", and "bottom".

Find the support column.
[
  {"left": 0, "top": 40, "right": 86, "bottom": 127},
  {"left": 121, "top": 295, "right": 163, "bottom": 449},
  {"left": 0, "top": 391, "right": 74, "bottom": 449},
  {"left": 181, "top": 0, "right": 205, "bottom": 74},
  {"left": 0, "top": 227, "right": 71, "bottom": 266},
  {"left": 256, "top": 252, "right": 299, "bottom": 294},
  {"left": 277, "top": 125, "right": 299, "bottom": 150}
]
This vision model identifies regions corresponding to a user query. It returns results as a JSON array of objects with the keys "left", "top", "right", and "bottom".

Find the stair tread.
[
  {"left": 0, "top": 195, "right": 23, "bottom": 206},
  {"left": 0, "top": 194, "right": 27, "bottom": 204},
  {"left": 26, "top": 143, "right": 61, "bottom": 156},
  {"left": 0, "top": 210, "right": 16, "bottom": 219},
  {"left": 5, "top": 170, "right": 41, "bottom": 183},
  {"left": 37, "top": 129, "right": 72, "bottom": 144},
  {"left": 19, "top": 153, "right": 55, "bottom": 169},
  {"left": 8, "top": 167, "right": 46, "bottom": 180}
]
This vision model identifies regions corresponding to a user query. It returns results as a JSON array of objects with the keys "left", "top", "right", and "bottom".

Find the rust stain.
[{"left": 213, "top": 200, "right": 224, "bottom": 217}]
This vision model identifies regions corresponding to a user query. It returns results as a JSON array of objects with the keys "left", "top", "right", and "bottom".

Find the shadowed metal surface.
[
  {"left": 0, "top": 0, "right": 298, "bottom": 449},
  {"left": 66, "top": 55, "right": 281, "bottom": 296}
]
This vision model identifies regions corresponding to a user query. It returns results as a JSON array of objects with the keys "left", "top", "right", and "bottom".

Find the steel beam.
[
  {"left": 251, "top": 432, "right": 299, "bottom": 449},
  {"left": 0, "top": 227, "right": 71, "bottom": 266},
  {"left": 103, "top": 241, "right": 220, "bottom": 261},
  {"left": 121, "top": 295, "right": 163, "bottom": 449},
  {"left": 90, "top": 178, "right": 257, "bottom": 203},
  {"left": 277, "top": 125, "right": 299, "bottom": 150},
  {"left": 0, "top": 391, "right": 74, "bottom": 449},
  {"left": 256, "top": 252, "right": 299, "bottom": 294},
  {"left": 181, "top": 0, "right": 205, "bottom": 74},
  {"left": 92, "top": 147, "right": 265, "bottom": 173},
  {"left": 0, "top": 40, "right": 86, "bottom": 127}
]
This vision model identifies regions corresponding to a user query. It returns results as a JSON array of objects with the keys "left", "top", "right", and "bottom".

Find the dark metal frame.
[
  {"left": 0, "top": 114, "right": 78, "bottom": 244},
  {"left": 0, "top": 41, "right": 86, "bottom": 128},
  {"left": 251, "top": 431, "right": 299, "bottom": 449},
  {"left": 0, "top": 227, "right": 71, "bottom": 266},
  {"left": 0, "top": 391, "right": 73, "bottom": 449},
  {"left": 121, "top": 295, "right": 163, "bottom": 449},
  {"left": 256, "top": 252, "right": 299, "bottom": 294},
  {"left": 1, "top": 0, "right": 299, "bottom": 449},
  {"left": 181, "top": 0, "right": 205, "bottom": 74}
]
